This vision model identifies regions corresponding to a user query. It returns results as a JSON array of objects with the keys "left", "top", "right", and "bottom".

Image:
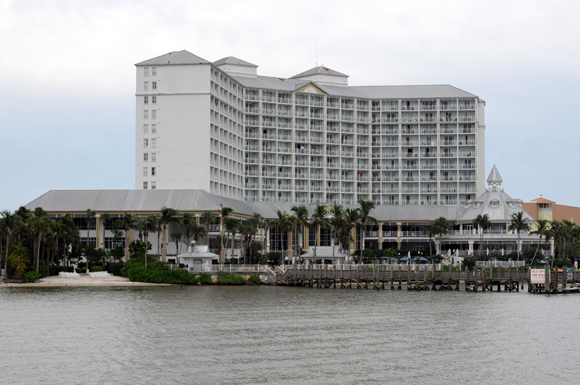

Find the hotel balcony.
[{"left": 383, "top": 200, "right": 399, "bottom": 206}]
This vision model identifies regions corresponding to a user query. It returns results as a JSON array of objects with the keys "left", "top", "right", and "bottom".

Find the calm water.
[{"left": 1, "top": 285, "right": 579, "bottom": 385}]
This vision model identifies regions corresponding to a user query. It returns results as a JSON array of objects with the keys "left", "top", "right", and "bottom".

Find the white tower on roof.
[{"left": 487, "top": 164, "right": 503, "bottom": 188}]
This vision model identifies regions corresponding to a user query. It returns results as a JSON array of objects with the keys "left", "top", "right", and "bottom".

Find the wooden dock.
[{"left": 276, "top": 265, "right": 580, "bottom": 293}]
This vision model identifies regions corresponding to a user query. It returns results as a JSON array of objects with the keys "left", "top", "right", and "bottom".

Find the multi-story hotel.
[{"left": 136, "top": 50, "right": 485, "bottom": 206}]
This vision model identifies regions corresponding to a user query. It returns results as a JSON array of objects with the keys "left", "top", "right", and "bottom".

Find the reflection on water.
[{"left": 1, "top": 286, "right": 580, "bottom": 385}]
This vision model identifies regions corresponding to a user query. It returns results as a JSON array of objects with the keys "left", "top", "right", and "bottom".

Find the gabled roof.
[
  {"left": 291, "top": 66, "right": 349, "bottom": 79},
  {"left": 135, "top": 50, "right": 210, "bottom": 66},
  {"left": 531, "top": 197, "right": 556, "bottom": 204},
  {"left": 487, "top": 164, "right": 503, "bottom": 185},
  {"left": 213, "top": 56, "right": 258, "bottom": 67}
]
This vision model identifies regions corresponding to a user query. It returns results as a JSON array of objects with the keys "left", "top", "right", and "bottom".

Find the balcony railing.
[{"left": 383, "top": 201, "right": 399, "bottom": 205}]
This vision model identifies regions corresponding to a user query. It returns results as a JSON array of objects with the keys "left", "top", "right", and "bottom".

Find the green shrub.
[
  {"left": 38, "top": 260, "right": 49, "bottom": 278},
  {"left": 217, "top": 273, "right": 245, "bottom": 285},
  {"left": 249, "top": 275, "right": 261, "bottom": 284},
  {"left": 109, "top": 263, "right": 124, "bottom": 276},
  {"left": 90, "top": 266, "right": 103, "bottom": 272},
  {"left": 22, "top": 271, "right": 42, "bottom": 283},
  {"left": 49, "top": 266, "right": 75, "bottom": 276},
  {"left": 122, "top": 259, "right": 199, "bottom": 285},
  {"left": 197, "top": 273, "right": 212, "bottom": 284},
  {"left": 76, "top": 268, "right": 87, "bottom": 274}
]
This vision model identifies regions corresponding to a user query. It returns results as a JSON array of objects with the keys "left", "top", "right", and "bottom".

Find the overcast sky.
[{"left": 1, "top": 0, "right": 579, "bottom": 211}]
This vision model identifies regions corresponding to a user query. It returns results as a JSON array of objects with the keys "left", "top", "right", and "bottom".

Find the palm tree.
[
  {"left": 310, "top": 205, "right": 329, "bottom": 261},
  {"left": 160, "top": 207, "right": 179, "bottom": 262},
  {"left": 561, "top": 220, "right": 576, "bottom": 263},
  {"left": 423, "top": 223, "right": 435, "bottom": 259},
  {"left": 29, "top": 216, "right": 51, "bottom": 273},
  {"left": 343, "top": 208, "right": 362, "bottom": 260},
  {"left": 122, "top": 213, "right": 137, "bottom": 262},
  {"left": 291, "top": 205, "right": 308, "bottom": 260},
  {"left": 190, "top": 223, "right": 207, "bottom": 247},
  {"left": 155, "top": 216, "right": 163, "bottom": 260},
  {"left": 112, "top": 228, "right": 123, "bottom": 248},
  {"left": 358, "top": 199, "right": 378, "bottom": 255},
  {"left": 262, "top": 218, "right": 273, "bottom": 260},
  {"left": 181, "top": 213, "right": 196, "bottom": 249},
  {"left": 432, "top": 217, "right": 449, "bottom": 256},
  {"left": 286, "top": 215, "right": 296, "bottom": 264},
  {"left": 100, "top": 213, "right": 111, "bottom": 250},
  {"left": 508, "top": 211, "right": 531, "bottom": 261},
  {"left": 86, "top": 209, "right": 96, "bottom": 249},
  {"left": 202, "top": 211, "right": 216, "bottom": 246},
  {"left": 328, "top": 203, "right": 344, "bottom": 260},
  {"left": 134, "top": 218, "right": 147, "bottom": 242},
  {"left": 170, "top": 232, "right": 183, "bottom": 256},
  {"left": 274, "top": 210, "right": 292, "bottom": 264},
  {"left": 143, "top": 215, "right": 158, "bottom": 268},
  {"left": 472, "top": 214, "right": 493, "bottom": 253},
  {"left": 224, "top": 217, "right": 240, "bottom": 263},
  {"left": 219, "top": 205, "right": 234, "bottom": 263},
  {"left": 530, "top": 219, "right": 550, "bottom": 266},
  {"left": 1, "top": 210, "right": 17, "bottom": 276},
  {"left": 239, "top": 221, "right": 256, "bottom": 264}
]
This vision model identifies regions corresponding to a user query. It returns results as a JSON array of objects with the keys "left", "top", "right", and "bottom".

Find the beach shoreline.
[{"left": 0, "top": 274, "right": 168, "bottom": 288}]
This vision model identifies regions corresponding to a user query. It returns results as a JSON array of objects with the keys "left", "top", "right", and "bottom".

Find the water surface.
[{"left": 1, "top": 286, "right": 578, "bottom": 384}]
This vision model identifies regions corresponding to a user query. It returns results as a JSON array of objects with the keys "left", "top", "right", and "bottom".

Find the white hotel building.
[{"left": 135, "top": 50, "right": 485, "bottom": 206}]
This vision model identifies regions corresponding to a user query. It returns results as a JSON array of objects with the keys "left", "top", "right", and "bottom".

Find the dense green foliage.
[
  {"left": 216, "top": 273, "right": 244, "bottom": 285},
  {"left": 22, "top": 271, "right": 42, "bottom": 283},
  {"left": 121, "top": 259, "right": 199, "bottom": 284},
  {"left": 197, "top": 273, "right": 212, "bottom": 284},
  {"left": 249, "top": 275, "right": 261, "bottom": 284}
]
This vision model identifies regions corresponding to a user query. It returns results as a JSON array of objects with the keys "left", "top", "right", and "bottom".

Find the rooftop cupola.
[
  {"left": 213, "top": 56, "right": 258, "bottom": 78},
  {"left": 487, "top": 164, "right": 503, "bottom": 189}
]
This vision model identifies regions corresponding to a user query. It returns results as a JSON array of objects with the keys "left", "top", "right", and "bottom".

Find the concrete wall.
[{"left": 135, "top": 64, "right": 212, "bottom": 190}]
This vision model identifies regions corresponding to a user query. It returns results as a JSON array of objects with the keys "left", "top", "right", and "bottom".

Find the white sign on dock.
[{"left": 531, "top": 269, "right": 545, "bottom": 284}]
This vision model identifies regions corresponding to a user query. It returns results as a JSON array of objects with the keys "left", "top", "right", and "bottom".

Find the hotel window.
[
  {"left": 144, "top": 81, "right": 149, "bottom": 90},
  {"left": 151, "top": 167, "right": 156, "bottom": 176},
  {"left": 152, "top": 67, "right": 157, "bottom": 76},
  {"left": 152, "top": 96, "right": 156, "bottom": 104},
  {"left": 151, "top": 110, "right": 156, "bottom": 119},
  {"left": 152, "top": 81, "right": 157, "bottom": 90},
  {"left": 143, "top": 153, "right": 148, "bottom": 161},
  {"left": 144, "top": 110, "right": 148, "bottom": 119},
  {"left": 144, "top": 96, "right": 148, "bottom": 104},
  {"left": 144, "top": 67, "right": 149, "bottom": 76},
  {"left": 143, "top": 181, "right": 148, "bottom": 189},
  {"left": 143, "top": 167, "right": 148, "bottom": 177},
  {"left": 151, "top": 138, "right": 156, "bottom": 148},
  {"left": 151, "top": 124, "right": 156, "bottom": 133},
  {"left": 143, "top": 139, "right": 148, "bottom": 148},
  {"left": 143, "top": 124, "right": 148, "bottom": 134},
  {"left": 151, "top": 181, "right": 156, "bottom": 190},
  {"left": 151, "top": 153, "right": 156, "bottom": 162}
]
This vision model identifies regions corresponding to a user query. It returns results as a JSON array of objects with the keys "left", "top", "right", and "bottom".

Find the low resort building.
[{"left": 24, "top": 166, "right": 551, "bottom": 264}]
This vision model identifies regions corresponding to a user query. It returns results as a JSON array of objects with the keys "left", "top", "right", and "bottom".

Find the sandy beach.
[{"left": 0, "top": 274, "right": 167, "bottom": 288}]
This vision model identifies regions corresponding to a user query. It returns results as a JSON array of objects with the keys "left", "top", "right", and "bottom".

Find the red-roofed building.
[{"left": 522, "top": 198, "right": 580, "bottom": 222}]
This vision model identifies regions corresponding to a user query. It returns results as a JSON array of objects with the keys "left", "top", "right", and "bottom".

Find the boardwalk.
[{"left": 277, "top": 264, "right": 580, "bottom": 293}]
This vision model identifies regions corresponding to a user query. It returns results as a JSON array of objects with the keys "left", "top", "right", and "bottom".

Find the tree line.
[{"left": 3, "top": 204, "right": 579, "bottom": 279}]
